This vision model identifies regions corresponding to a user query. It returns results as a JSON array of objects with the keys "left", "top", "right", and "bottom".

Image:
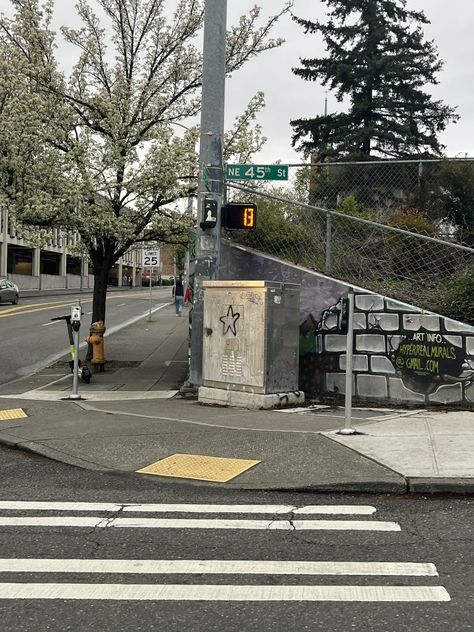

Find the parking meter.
[
  {"left": 71, "top": 305, "right": 82, "bottom": 332},
  {"left": 69, "top": 301, "right": 82, "bottom": 398}
]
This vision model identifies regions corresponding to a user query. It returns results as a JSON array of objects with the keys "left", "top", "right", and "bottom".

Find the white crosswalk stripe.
[
  {"left": 0, "top": 583, "right": 450, "bottom": 602},
  {"left": 0, "top": 501, "right": 377, "bottom": 515},
  {"left": 0, "top": 559, "right": 439, "bottom": 576},
  {"left": 0, "top": 516, "right": 401, "bottom": 530},
  {"left": 0, "top": 501, "right": 450, "bottom": 603}
]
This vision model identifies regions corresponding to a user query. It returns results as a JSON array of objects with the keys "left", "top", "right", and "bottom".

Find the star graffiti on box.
[{"left": 219, "top": 305, "right": 240, "bottom": 336}]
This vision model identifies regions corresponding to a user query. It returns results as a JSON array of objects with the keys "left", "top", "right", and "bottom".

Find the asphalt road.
[
  {"left": 0, "top": 445, "right": 472, "bottom": 632},
  {"left": 0, "top": 287, "right": 172, "bottom": 385}
]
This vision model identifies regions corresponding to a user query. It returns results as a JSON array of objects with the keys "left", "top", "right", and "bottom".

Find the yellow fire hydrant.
[{"left": 87, "top": 321, "right": 106, "bottom": 371}]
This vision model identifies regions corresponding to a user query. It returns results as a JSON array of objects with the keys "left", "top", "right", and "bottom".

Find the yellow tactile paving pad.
[
  {"left": 0, "top": 408, "right": 28, "bottom": 421},
  {"left": 136, "top": 453, "right": 261, "bottom": 483}
]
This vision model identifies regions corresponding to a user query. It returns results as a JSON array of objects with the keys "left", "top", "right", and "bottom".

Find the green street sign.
[{"left": 225, "top": 164, "right": 289, "bottom": 181}]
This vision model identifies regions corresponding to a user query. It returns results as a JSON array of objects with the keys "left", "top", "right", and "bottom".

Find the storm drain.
[{"left": 136, "top": 453, "right": 261, "bottom": 483}]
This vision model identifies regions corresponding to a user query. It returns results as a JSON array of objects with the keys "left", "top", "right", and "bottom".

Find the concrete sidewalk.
[{"left": 0, "top": 302, "right": 472, "bottom": 493}]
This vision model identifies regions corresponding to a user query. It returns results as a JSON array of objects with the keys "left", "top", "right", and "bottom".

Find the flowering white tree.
[{"left": 0, "top": 0, "right": 290, "bottom": 323}]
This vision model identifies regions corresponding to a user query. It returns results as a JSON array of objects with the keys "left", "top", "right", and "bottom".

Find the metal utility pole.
[
  {"left": 189, "top": 0, "right": 227, "bottom": 388},
  {"left": 148, "top": 265, "right": 153, "bottom": 322},
  {"left": 184, "top": 194, "right": 194, "bottom": 292}
]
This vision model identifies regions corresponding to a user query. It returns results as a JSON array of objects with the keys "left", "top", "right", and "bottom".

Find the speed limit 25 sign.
[{"left": 143, "top": 249, "right": 160, "bottom": 267}]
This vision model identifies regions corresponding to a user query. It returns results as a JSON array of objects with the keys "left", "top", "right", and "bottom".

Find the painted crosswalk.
[{"left": 0, "top": 501, "right": 450, "bottom": 603}]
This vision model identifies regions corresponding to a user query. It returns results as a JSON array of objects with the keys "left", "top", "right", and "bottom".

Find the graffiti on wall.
[
  {"left": 389, "top": 328, "right": 468, "bottom": 394},
  {"left": 300, "top": 294, "right": 474, "bottom": 404},
  {"left": 219, "top": 305, "right": 241, "bottom": 336}
]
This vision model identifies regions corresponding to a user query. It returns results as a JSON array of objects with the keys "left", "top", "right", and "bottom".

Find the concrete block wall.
[
  {"left": 219, "top": 242, "right": 474, "bottom": 408},
  {"left": 319, "top": 294, "right": 474, "bottom": 406}
]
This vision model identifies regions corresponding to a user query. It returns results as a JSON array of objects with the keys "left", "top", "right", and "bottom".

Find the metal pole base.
[
  {"left": 337, "top": 427, "right": 358, "bottom": 436},
  {"left": 179, "top": 381, "right": 198, "bottom": 396},
  {"left": 67, "top": 394, "right": 83, "bottom": 400}
]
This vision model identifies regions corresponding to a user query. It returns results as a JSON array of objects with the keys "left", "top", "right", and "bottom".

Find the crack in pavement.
[
  {"left": 288, "top": 510, "right": 296, "bottom": 531},
  {"left": 87, "top": 504, "right": 127, "bottom": 554},
  {"left": 266, "top": 509, "right": 296, "bottom": 531}
]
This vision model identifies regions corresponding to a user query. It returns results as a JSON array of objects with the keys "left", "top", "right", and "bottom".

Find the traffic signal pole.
[{"left": 188, "top": 0, "right": 227, "bottom": 389}]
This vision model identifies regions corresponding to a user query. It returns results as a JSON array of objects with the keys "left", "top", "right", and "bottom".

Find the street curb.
[
  {"left": 0, "top": 435, "right": 116, "bottom": 473},
  {"left": 1, "top": 433, "right": 472, "bottom": 495},
  {"left": 322, "top": 435, "right": 474, "bottom": 495},
  {"left": 407, "top": 477, "right": 474, "bottom": 494},
  {"left": 0, "top": 433, "right": 404, "bottom": 493}
]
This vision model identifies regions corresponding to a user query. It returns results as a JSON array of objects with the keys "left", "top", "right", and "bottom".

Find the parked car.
[{"left": 0, "top": 278, "right": 19, "bottom": 304}]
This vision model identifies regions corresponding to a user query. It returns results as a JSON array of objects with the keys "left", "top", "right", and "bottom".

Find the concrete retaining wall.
[
  {"left": 9, "top": 273, "right": 94, "bottom": 291},
  {"left": 10, "top": 274, "right": 39, "bottom": 290},
  {"left": 41, "top": 274, "right": 66, "bottom": 290}
]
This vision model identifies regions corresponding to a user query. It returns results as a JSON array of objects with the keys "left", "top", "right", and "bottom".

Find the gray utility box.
[{"left": 202, "top": 280, "right": 300, "bottom": 394}]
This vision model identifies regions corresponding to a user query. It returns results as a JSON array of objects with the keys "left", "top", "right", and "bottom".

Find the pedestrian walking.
[{"left": 173, "top": 278, "right": 184, "bottom": 316}]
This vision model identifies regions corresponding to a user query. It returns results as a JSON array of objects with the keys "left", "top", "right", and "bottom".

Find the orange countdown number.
[{"left": 243, "top": 206, "right": 255, "bottom": 228}]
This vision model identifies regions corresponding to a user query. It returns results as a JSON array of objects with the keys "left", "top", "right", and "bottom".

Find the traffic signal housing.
[{"left": 222, "top": 203, "right": 257, "bottom": 230}]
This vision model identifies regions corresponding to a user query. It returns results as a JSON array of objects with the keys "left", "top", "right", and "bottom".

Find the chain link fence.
[{"left": 225, "top": 159, "right": 474, "bottom": 323}]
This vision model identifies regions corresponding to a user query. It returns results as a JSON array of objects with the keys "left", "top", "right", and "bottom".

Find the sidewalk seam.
[
  {"left": 76, "top": 402, "right": 343, "bottom": 434},
  {"left": 424, "top": 419, "right": 441, "bottom": 476},
  {"left": 322, "top": 433, "right": 408, "bottom": 492}
]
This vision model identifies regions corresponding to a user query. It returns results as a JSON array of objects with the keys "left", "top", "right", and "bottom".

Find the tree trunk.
[
  {"left": 85, "top": 262, "right": 110, "bottom": 361},
  {"left": 362, "top": 0, "right": 378, "bottom": 156},
  {"left": 91, "top": 263, "right": 110, "bottom": 324}
]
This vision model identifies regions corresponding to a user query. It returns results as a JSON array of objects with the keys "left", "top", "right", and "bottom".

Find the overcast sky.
[
  {"left": 225, "top": 0, "right": 474, "bottom": 164},
  {"left": 11, "top": 0, "right": 473, "bottom": 165}
]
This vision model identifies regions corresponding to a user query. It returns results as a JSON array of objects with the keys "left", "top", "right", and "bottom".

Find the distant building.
[{"left": 0, "top": 207, "right": 143, "bottom": 290}]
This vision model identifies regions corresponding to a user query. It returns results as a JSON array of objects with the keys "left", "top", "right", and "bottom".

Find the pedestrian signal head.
[{"left": 223, "top": 203, "right": 257, "bottom": 230}]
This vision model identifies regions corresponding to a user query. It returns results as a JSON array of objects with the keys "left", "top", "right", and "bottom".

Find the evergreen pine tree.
[{"left": 291, "top": 0, "right": 458, "bottom": 160}]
